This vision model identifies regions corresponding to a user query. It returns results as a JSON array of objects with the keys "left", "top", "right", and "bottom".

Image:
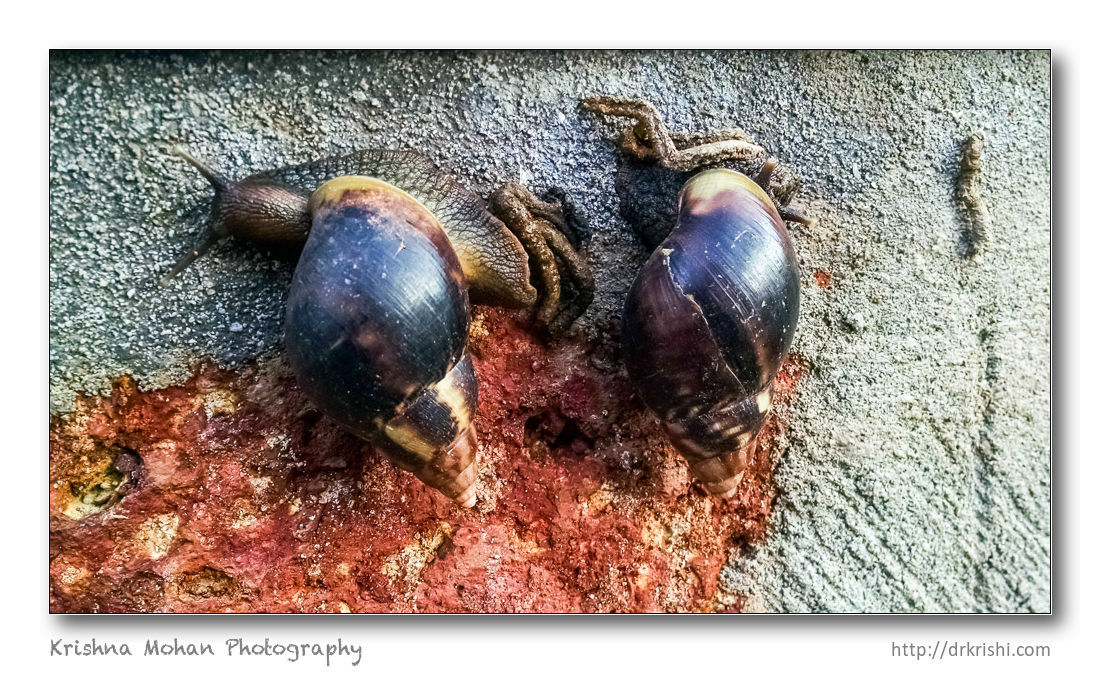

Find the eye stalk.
[
  {"left": 174, "top": 144, "right": 229, "bottom": 192},
  {"left": 164, "top": 145, "right": 311, "bottom": 282},
  {"left": 162, "top": 146, "right": 228, "bottom": 281}
]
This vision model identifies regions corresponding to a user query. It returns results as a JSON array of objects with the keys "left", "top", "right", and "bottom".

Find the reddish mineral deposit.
[{"left": 50, "top": 308, "right": 803, "bottom": 613}]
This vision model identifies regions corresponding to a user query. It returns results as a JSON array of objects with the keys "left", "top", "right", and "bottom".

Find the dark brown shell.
[
  {"left": 285, "top": 177, "right": 479, "bottom": 505},
  {"left": 621, "top": 169, "right": 799, "bottom": 496}
]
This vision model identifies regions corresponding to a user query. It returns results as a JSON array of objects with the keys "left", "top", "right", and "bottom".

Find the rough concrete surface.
[{"left": 49, "top": 50, "right": 1051, "bottom": 612}]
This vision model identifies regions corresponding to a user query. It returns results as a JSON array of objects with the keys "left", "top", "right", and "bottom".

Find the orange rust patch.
[
  {"left": 49, "top": 309, "right": 805, "bottom": 613},
  {"left": 813, "top": 269, "right": 832, "bottom": 288}
]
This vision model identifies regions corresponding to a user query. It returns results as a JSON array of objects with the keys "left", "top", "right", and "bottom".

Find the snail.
[
  {"left": 582, "top": 96, "right": 810, "bottom": 496},
  {"left": 169, "top": 146, "right": 594, "bottom": 506}
]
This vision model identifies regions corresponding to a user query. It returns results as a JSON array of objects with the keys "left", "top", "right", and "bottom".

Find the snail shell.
[
  {"left": 285, "top": 177, "right": 478, "bottom": 506},
  {"left": 621, "top": 169, "right": 799, "bottom": 496}
]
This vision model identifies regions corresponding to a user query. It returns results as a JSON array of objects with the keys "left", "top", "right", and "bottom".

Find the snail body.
[
  {"left": 581, "top": 96, "right": 808, "bottom": 498},
  {"left": 171, "top": 143, "right": 596, "bottom": 504},
  {"left": 621, "top": 169, "right": 800, "bottom": 496},
  {"left": 170, "top": 146, "right": 593, "bottom": 505},
  {"left": 169, "top": 149, "right": 539, "bottom": 308}
]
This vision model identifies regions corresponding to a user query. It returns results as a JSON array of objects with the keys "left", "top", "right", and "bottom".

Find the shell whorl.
[
  {"left": 622, "top": 169, "right": 799, "bottom": 496},
  {"left": 285, "top": 176, "right": 479, "bottom": 505},
  {"left": 381, "top": 353, "right": 479, "bottom": 507}
]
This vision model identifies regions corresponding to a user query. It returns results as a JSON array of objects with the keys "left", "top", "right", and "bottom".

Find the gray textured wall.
[{"left": 49, "top": 50, "right": 1050, "bottom": 612}]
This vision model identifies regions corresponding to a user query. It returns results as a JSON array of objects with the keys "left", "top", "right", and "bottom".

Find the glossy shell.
[
  {"left": 621, "top": 169, "right": 799, "bottom": 496},
  {"left": 382, "top": 352, "right": 479, "bottom": 506},
  {"left": 285, "top": 176, "right": 478, "bottom": 505}
]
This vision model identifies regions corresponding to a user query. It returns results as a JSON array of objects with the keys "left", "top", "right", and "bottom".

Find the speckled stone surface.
[{"left": 49, "top": 50, "right": 1050, "bottom": 612}]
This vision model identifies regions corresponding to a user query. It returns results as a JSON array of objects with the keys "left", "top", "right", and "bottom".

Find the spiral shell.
[
  {"left": 621, "top": 169, "right": 799, "bottom": 496},
  {"left": 285, "top": 177, "right": 478, "bottom": 506}
]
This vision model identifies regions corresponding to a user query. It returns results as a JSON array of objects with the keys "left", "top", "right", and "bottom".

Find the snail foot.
[
  {"left": 581, "top": 95, "right": 765, "bottom": 172},
  {"left": 583, "top": 96, "right": 813, "bottom": 230},
  {"left": 490, "top": 183, "right": 595, "bottom": 338}
]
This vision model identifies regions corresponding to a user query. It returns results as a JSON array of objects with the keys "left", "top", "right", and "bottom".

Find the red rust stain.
[
  {"left": 813, "top": 269, "right": 832, "bottom": 288},
  {"left": 49, "top": 308, "right": 806, "bottom": 613}
]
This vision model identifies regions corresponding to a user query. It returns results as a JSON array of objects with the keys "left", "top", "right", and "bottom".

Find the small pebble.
[{"left": 842, "top": 312, "right": 866, "bottom": 332}]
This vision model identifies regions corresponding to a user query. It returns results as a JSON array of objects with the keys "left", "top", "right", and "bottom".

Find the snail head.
[{"left": 164, "top": 145, "right": 312, "bottom": 281}]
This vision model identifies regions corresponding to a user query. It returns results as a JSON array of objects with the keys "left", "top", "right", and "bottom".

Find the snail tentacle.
[
  {"left": 162, "top": 146, "right": 232, "bottom": 282},
  {"left": 161, "top": 225, "right": 223, "bottom": 282},
  {"left": 777, "top": 205, "right": 816, "bottom": 227},
  {"left": 752, "top": 158, "right": 777, "bottom": 190},
  {"left": 755, "top": 159, "right": 816, "bottom": 227},
  {"left": 172, "top": 144, "right": 229, "bottom": 191}
]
